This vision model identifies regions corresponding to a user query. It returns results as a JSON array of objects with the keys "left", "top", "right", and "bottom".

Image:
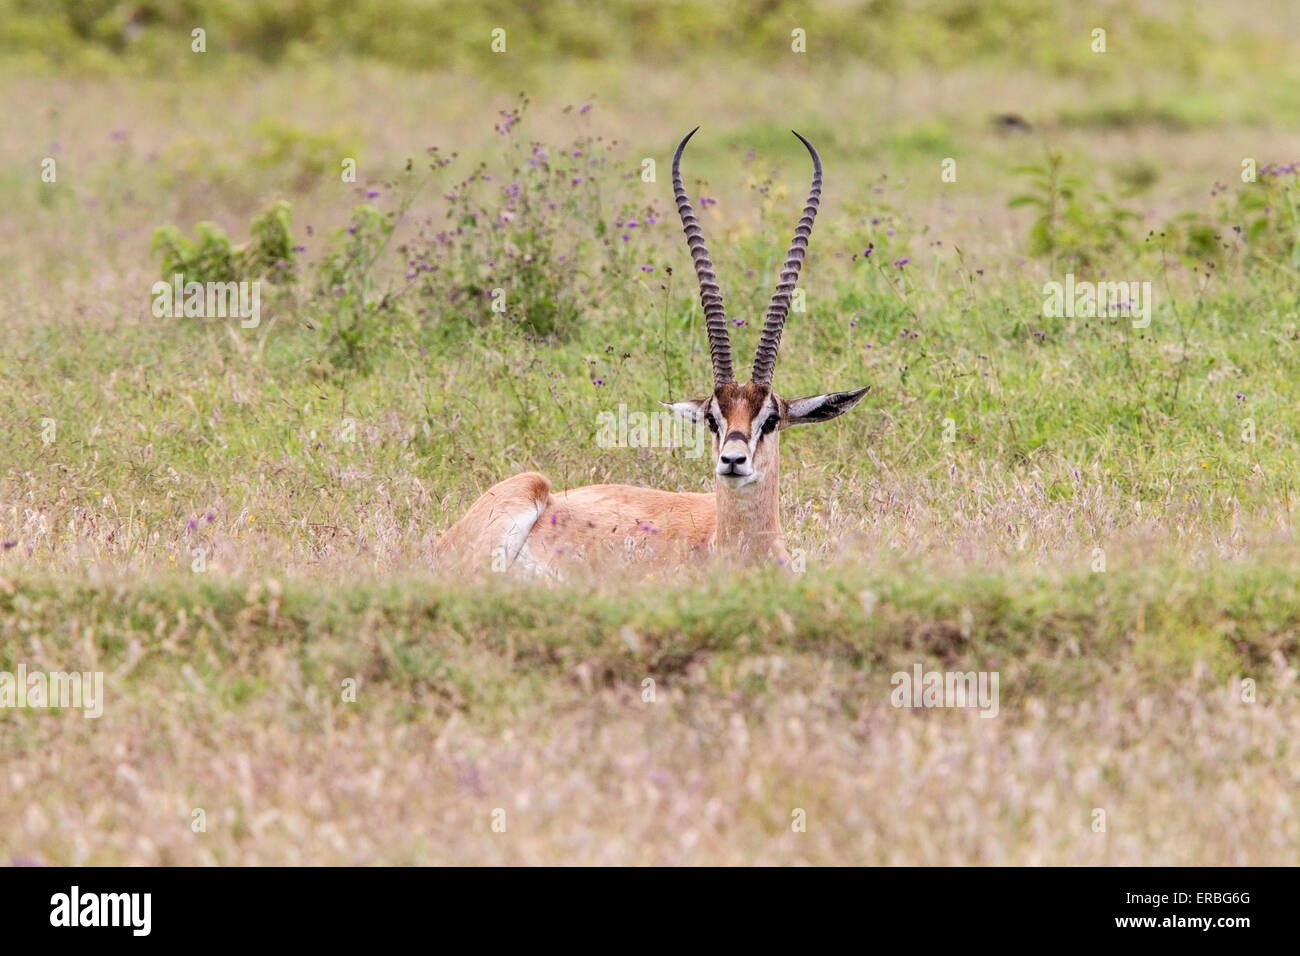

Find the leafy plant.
[
  {"left": 409, "top": 99, "right": 601, "bottom": 338},
  {"left": 1234, "top": 163, "right": 1300, "bottom": 268},
  {"left": 151, "top": 221, "right": 239, "bottom": 284},
  {"left": 151, "top": 199, "right": 298, "bottom": 284},
  {"left": 246, "top": 200, "right": 298, "bottom": 280},
  {"left": 1158, "top": 163, "right": 1300, "bottom": 270},
  {"left": 306, "top": 97, "right": 660, "bottom": 345},
  {"left": 312, "top": 204, "right": 402, "bottom": 372},
  {"left": 1009, "top": 150, "right": 1141, "bottom": 267}
]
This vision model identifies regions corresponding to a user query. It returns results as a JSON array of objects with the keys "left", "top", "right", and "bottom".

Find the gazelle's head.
[{"left": 666, "top": 127, "right": 869, "bottom": 493}]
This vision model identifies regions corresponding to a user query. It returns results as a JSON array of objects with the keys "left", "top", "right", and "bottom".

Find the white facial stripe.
[
  {"left": 709, "top": 397, "right": 726, "bottom": 461},
  {"left": 749, "top": 397, "right": 778, "bottom": 454},
  {"left": 746, "top": 404, "right": 763, "bottom": 456}
]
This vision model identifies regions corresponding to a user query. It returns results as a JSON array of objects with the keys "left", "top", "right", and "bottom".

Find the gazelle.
[{"left": 436, "top": 128, "right": 869, "bottom": 573}]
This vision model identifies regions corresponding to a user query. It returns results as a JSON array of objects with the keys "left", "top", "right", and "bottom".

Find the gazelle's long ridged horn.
[
  {"left": 751, "top": 130, "right": 822, "bottom": 387},
  {"left": 673, "top": 127, "right": 734, "bottom": 385}
]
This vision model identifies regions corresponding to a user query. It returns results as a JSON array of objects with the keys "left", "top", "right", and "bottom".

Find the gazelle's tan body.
[
  {"left": 436, "top": 472, "right": 717, "bottom": 573},
  {"left": 436, "top": 130, "right": 869, "bottom": 576}
]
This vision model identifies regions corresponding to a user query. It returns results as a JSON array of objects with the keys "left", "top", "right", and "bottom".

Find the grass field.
[{"left": 2, "top": 1, "right": 1299, "bottom": 865}]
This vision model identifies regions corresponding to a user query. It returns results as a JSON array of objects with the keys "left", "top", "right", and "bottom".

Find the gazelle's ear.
[
  {"left": 662, "top": 399, "right": 710, "bottom": 422},
  {"left": 786, "top": 386, "right": 870, "bottom": 426}
]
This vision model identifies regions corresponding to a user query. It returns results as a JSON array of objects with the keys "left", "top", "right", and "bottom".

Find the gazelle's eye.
[
  {"left": 761, "top": 415, "right": 780, "bottom": 435},
  {"left": 704, "top": 414, "right": 719, "bottom": 433}
]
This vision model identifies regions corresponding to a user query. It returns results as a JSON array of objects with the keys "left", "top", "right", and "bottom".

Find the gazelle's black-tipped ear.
[{"left": 786, "top": 386, "right": 870, "bottom": 426}]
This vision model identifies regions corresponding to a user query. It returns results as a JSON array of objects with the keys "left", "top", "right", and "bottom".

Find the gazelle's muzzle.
[{"left": 716, "top": 432, "right": 753, "bottom": 479}]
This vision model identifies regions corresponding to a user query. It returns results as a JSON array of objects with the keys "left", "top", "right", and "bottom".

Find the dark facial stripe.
[{"left": 724, "top": 430, "right": 748, "bottom": 444}]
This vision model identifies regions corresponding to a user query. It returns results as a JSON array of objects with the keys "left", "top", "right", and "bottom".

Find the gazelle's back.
[{"left": 437, "top": 472, "right": 715, "bottom": 573}]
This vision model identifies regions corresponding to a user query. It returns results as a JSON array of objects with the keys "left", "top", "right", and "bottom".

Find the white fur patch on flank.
[
  {"left": 511, "top": 540, "right": 546, "bottom": 577},
  {"left": 499, "top": 500, "right": 547, "bottom": 567},
  {"left": 512, "top": 535, "right": 568, "bottom": 581}
]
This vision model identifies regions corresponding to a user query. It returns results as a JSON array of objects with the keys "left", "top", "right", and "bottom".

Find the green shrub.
[
  {"left": 151, "top": 199, "right": 298, "bottom": 284},
  {"left": 1009, "top": 150, "right": 1142, "bottom": 267},
  {"left": 313, "top": 204, "right": 401, "bottom": 372}
]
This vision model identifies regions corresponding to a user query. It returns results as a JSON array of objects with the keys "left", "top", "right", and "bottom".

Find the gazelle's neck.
[{"left": 714, "top": 442, "right": 787, "bottom": 561}]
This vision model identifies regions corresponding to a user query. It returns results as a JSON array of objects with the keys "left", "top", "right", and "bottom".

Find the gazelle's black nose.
[{"left": 719, "top": 452, "right": 747, "bottom": 468}]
